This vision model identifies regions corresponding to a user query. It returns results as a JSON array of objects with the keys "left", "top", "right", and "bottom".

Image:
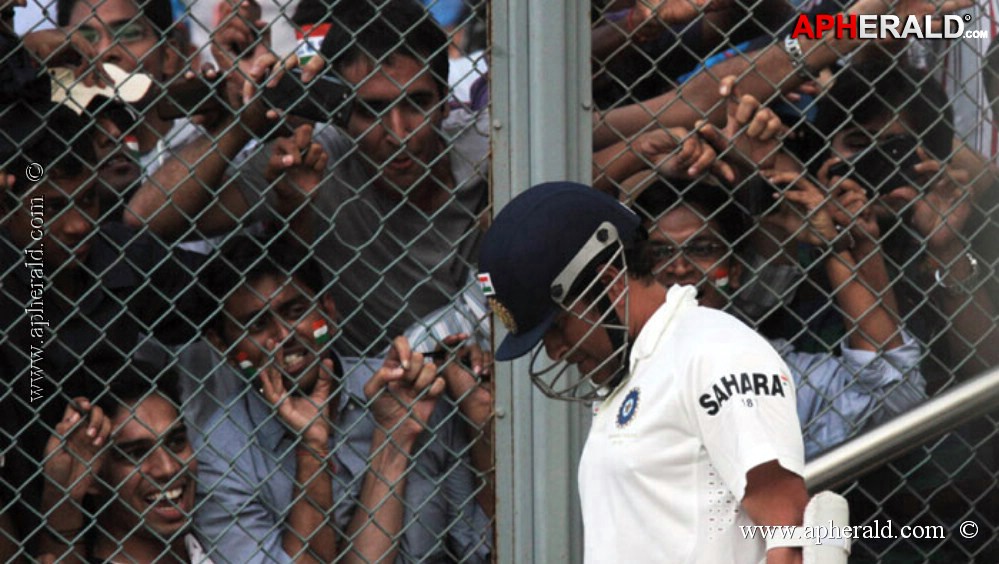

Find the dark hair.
[
  {"left": 319, "top": 0, "right": 449, "bottom": 98},
  {"left": 92, "top": 361, "right": 182, "bottom": 419},
  {"left": 200, "top": 236, "right": 326, "bottom": 334},
  {"left": 814, "top": 60, "right": 954, "bottom": 161},
  {"left": 291, "top": 0, "right": 336, "bottom": 27},
  {"left": 633, "top": 179, "right": 752, "bottom": 253},
  {"left": 0, "top": 102, "right": 95, "bottom": 198},
  {"left": 57, "top": 0, "right": 174, "bottom": 36}
]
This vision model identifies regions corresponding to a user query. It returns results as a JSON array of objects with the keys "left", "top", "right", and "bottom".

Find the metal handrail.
[{"left": 805, "top": 366, "right": 999, "bottom": 492}]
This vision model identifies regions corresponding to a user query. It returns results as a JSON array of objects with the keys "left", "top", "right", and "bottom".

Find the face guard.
[{"left": 527, "top": 222, "right": 632, "bottom": 402}]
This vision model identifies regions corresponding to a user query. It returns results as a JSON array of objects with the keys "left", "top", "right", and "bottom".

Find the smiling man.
[
  {"left": 193, "top": 235, "right": 490, "bottom": 563},
  {"left": 0, "top": 103, "right": 205, "bottom": 551},
  {"left": 230, "top": 0, "right": 489, "bottom": 353},
  {"left": 36, "top": 364, "right": 208, "bottom": 563}
]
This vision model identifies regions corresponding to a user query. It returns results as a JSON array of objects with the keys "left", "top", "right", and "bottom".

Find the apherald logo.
[{"left": 790, "top": 13, "right": 989, "bottom": 40}]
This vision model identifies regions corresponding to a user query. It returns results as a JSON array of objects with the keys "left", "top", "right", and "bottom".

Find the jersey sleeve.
[{"left": 687, "top": 320, "right": 805, "bottom": 501}]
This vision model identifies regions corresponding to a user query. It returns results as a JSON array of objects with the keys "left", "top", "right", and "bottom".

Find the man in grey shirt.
[
  {"left": 221, "top": 0, "right": 489, "bottom": 354},
  {"left": 126, "top": 0, "right": 489, "bottom": 353}
]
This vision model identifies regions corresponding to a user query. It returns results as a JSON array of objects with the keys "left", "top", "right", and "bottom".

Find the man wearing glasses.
[
  {"left": 635, "top": 181, "right": 927, "bottom": 459},
  {"left": 56, "top": 0, "right": 195, "bottom": 173}
]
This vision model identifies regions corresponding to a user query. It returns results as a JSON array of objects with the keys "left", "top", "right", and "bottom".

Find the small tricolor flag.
[
  {"left": 124, "top": 135, "right": 140, "bottom": 155},
  {"left": 477, "top": 273, "right": 495, "bottom": 296},
  {"left": 713, "top": 267, "right": 730, "bottom": 292},
  {"left": 313, "top": 320, "right": 331, "bottom": 345},
  {"left": 295, "top": 23, "right": 331, "bottom": 65},
  {"left": 236, "top": 351, "right": 256, "bottom": 378}
]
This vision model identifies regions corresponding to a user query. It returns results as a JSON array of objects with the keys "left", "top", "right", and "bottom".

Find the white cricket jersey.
[{"left": 578, "top": 285, "right": 805, "bottom": 564}]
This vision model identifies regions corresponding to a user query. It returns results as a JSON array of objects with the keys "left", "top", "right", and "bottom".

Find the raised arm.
[
  {"left": 905, "top": 155, "right": 999, "bottom": 380},
  {"left": 36, "top": 399, "right": 111, "bottom": 564},
  {"left": 344, "top": 337, "right": 446, "bottom": 563},
  {"left": 125, "top": 0, "right": 273, "bottom": 238},
  {"left": 593, "top": 0, "right": 972, "bottom": 148},
  {"left": 770, "top": 169, "right": 903, "bottom": 352},
  {"left": 124, "top": 114, "right": 257, "bottom": 239},
  {"left": 258, "top": 348, "right": 338, "bottom": 563}
]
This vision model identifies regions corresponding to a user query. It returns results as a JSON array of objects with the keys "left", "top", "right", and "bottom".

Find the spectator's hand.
[
  {"left": 817, "top": 157, "right": 880, "bottom": 241},
  {"left": 366, "top": 336, "right": 446, "bottom": 444},
  {"left": 231, "top": 49, "right": 325, "bottom": 130},
  {"left": 630, "top": 0, "right": 733, "bottom": 34},
  {"left": 768, "top": 171, "right": 838, "bottom": 248},
  {"left": 212, "top": 0, "right": 268, "bottom": 70},
  {"left": 634, "top": 127, "right": 736, "bottom": 183},
  {"left": 784, "top": 79, "right": 823, "bottom": 103},
  {"left": 206, "top": 0, "right": 275, "bottom": 133},
  {"left": 241, "top": 52, "right": 325, "bottom": 117},
  {"left": 266, "top": 123, "right": 328, "bottom": 211},
  {"left": 891, "top": 148, "right": 972, "bottom": 256},
  {"left": 698, "top": 76, "right": 785, "bottom": 180},
  {"left": 172, "top": 64, "right": 230, "bottom": 130},
  {"left": 23, "top": 28, "right": 110, "bottom": 87},
  {"left": 42, "top": 399, "right": 110, "bottom": 505},
  {"left": 435, "top": 333, "right": 493, "bottom": 429},
  {"left": 259, "top": 338, "right": 334, "bottom": 448}
]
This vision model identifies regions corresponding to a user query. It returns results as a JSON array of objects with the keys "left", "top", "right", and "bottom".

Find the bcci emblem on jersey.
[{"left": 616, "top": 388, "right": 641, "bottom": 428}]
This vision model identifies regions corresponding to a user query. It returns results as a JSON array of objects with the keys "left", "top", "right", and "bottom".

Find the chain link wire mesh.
[
  {"left": 2, "top": 0, "right": 999, "bottom": 561},
  {"left": 591, "top": 0, "right": 999, "bottom": 561},
  {"left": 0, "top": 0, "right": 492, "bottom": 561}
]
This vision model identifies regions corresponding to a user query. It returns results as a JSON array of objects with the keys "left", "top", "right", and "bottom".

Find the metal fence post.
[{"left": 491, "top": 0, "right": 591, "bottom": 561}]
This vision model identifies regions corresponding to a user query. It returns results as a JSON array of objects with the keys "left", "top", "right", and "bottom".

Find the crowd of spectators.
[{"left": 0, "top": 0, "right": 996, "bottom": 560}]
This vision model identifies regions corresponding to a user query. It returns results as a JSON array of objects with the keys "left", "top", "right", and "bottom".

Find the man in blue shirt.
[{"left": 193, "top": 236, "right": 490, "bottom": 562}]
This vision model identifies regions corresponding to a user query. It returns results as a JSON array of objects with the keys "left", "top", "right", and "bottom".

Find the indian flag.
[
  {"left": 236, "top": 352, "right": 255, "bottom": 377},
  {"left": 313, "top": 320, "right": 331, "bottom": 345},
  {"left": 295, "top": 23, "right": 331, "bottom": 65},
  {"left": 477, "top": 273, "right": 496, "bottom": 296},
  {"left": 124, "top": 135, "right": 140, "bottom": 155},
  {"left": 713, "top": 267, "right": 730, "bottom": 289}
]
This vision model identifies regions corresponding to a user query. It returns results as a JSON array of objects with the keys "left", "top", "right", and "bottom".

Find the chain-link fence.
[
  {"left": 587, "top": 0, "right": 999, "bottom": 561},
  {"left": 1, "top": 0, "right": 997, "bottom": 561},
  {"left": 1, "top": 0, "right": 493, "bottom": 561}
]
